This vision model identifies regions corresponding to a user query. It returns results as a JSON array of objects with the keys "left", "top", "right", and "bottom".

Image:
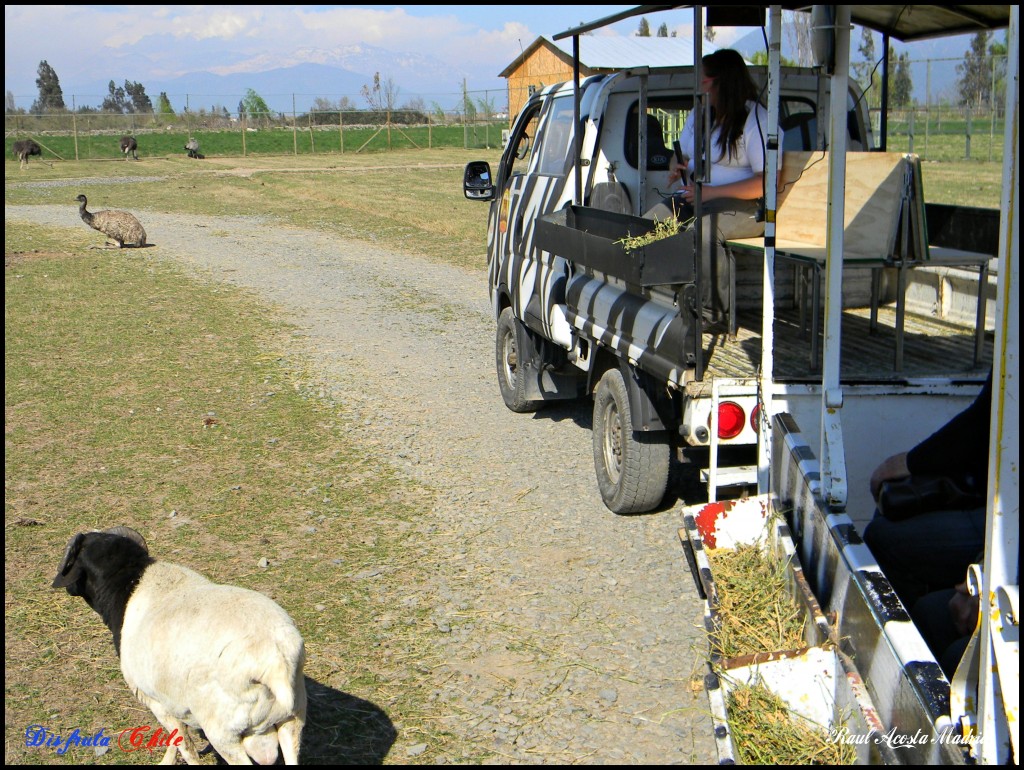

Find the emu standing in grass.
[
  {"left": 12, "top": 139, "right": 42, "bottom": 168},
  {"left": 75, "top": 194, "right": 147, "bottom": 248},
  {"left": 120, "top": 135, "right": 139, "bottom": 160}
]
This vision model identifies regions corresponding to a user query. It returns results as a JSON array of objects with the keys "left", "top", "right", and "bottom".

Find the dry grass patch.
[
  {"left": 5, "top": 222, "right": 462, "bottom": 764},
  {"left": 706, "top": 542, "right": 806, "bottom": 659},
  {"left": 726, "top": 679, "right": 856, "bottom": 765}
]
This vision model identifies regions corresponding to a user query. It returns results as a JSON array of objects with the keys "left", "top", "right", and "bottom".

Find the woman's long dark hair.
[{"left": 704, "top": 49, "right": 760, "bottom": 162}]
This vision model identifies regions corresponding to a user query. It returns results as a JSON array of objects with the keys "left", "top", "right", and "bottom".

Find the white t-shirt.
[{"left": 678, "top": 100, "right": 782, "bottom": 187}]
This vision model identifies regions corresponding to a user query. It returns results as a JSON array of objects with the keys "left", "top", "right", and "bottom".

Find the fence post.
[
  {"left": 924, "top": 61, "right": 931, "bottom": 156},
  {"left": 72, "top": 112, "right": 79, "bottom": 161},
  {"left": 242, "top": 115, "right": 247, "bottom": 156},
  {"left": 308, "top": 111, "right": 315, "bottom": 154},
  {"left": 965, "top": 107, "right": 972, "bottom": 160},
  {"left": 428, "top": 113, "right": 432, "bottom": 149},
  {"left": 339, "top": 111, "right": 344, "bottom": 154},
  {"left": 292, "top": 95, "right": 298, "bottom": 156},
  {"left": 907, "top": 109, "right": 915, "bottom": 154}
]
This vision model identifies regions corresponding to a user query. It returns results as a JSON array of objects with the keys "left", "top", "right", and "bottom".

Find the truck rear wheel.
[
  {"left": 496, "top": 307, "right": 541, "bottom": 413},
  {"left": 592, "top": 368, "right": 670, "bottom": 514}
]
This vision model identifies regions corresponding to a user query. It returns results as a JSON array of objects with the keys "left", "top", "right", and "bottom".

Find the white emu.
[{"left": 52, "top": 526, "right": 307, "bottom": 765}]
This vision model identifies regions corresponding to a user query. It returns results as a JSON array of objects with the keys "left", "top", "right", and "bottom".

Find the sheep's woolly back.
[{"left": 120, "top": 561, "right": 305, "bottom": 742}]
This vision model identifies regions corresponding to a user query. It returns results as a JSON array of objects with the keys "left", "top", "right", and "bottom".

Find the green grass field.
[{"left": 7, "top": 122, "right": 508, "bottom": 161}]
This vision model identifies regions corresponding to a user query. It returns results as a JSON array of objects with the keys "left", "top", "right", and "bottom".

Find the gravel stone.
[{"left": 7, "top": 203, "right": 717, "bottom": 764}]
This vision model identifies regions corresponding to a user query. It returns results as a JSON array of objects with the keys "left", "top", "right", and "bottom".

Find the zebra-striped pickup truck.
[{"left": 463, "top": 66, "right": 872, "bottom": 514}]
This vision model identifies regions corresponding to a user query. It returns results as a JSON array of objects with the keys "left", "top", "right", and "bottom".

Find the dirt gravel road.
[{"left": 7, "top": 203, "right": 716, "bottom": 764}]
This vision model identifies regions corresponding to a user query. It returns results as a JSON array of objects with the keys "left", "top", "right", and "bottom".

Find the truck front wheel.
[
  {"left": 496, "top": 307, "right": 542, "bottom": 413},
  {"left": 592, "top": 368, "right": 670, "bottom": 514}
]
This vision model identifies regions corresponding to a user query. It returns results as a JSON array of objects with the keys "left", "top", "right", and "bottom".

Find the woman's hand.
[
  {"left": 667, "top": 160, "right": 688, "bottom": 187},
  {"left": 677, "top": 182, "right": 713, "bottom": 203},
  {"left": 950, "top": 582, "right": 980, "bottom": 637},
  {"left": 870, "top": 452, "right": 911, "bottom": 500}
]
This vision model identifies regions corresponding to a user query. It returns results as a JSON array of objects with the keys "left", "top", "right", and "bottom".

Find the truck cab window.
[{"left": 536, "top": 98, "right": 576, "bottom": 177}]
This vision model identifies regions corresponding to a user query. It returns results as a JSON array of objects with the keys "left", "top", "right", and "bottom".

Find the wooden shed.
[{"left": 500, "top": 35, "right": 709, "bottom": 123}]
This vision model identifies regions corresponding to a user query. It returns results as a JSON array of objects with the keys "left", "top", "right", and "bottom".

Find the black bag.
[{"left": 878, "top": 475, "right": 986, "bottom": 521}]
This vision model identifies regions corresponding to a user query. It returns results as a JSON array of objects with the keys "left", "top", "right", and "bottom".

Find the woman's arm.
[{"left": 675, "top": 171, "right": 764, "bottom": 204}]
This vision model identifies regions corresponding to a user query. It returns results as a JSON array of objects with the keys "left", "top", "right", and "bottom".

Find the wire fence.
[
  {"left": 5, "top": 108, "right": 509, "bottom": 160},
  {"left": 880, "top": 107, "right": 1006, "bottom": 163},
  {"left": 6, "top": 104, "right": 1004, "bottom": 165}
]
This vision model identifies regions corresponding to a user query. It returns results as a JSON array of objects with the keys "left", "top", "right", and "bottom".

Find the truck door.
[{"left": 493, "top": 93, "right": 577, "bottom": 348}]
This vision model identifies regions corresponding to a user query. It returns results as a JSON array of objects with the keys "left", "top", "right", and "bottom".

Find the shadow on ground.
[{"left": 301, "top": 677, "right": 396, "bottom": 765}]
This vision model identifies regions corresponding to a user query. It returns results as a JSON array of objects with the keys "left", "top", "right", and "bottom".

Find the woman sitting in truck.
[{"left": 646, "top": 48, "right": 782, "bottom": 327}]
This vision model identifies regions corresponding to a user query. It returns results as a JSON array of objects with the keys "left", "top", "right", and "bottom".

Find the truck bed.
[{"left": 688, "top": 304, "right": 993, "bottom": 395}]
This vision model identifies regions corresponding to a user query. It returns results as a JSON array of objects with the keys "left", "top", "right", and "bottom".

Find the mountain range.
[
  {"left": 58, "top": 43, "right": 508, "bottom": 116},
  {"left": 42, "top": 28, "right": 990, "bottom": 117}
]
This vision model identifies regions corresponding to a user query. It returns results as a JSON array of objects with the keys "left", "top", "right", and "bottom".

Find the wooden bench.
[{"left": 727, "top": 151, "right": 993, "bottom": 371}]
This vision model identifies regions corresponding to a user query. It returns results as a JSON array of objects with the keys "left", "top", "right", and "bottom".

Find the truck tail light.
[
  {"left": 750, "top": 403, "right": 762, "bottom": 434},
  {"left": 716, "top": 402, "right": 746, "bottom": 440}
]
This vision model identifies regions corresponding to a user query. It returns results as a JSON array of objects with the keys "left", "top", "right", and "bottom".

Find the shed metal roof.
[{"left": 499, "top": 34, "right": 715, "bottom": 78}]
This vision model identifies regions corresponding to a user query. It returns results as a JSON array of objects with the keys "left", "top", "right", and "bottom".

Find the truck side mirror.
[{"left": 464, "top": 161, "right": 495, "bottom": 201}]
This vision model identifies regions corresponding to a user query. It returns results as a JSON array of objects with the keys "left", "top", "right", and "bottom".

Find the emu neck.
[{"left": 78, "top": 201, "right": 93, "bottom": 226}]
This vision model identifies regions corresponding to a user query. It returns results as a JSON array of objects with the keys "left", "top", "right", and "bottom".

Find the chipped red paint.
[{"left": 693, "top": 500, "right": 737, "bottom": 550}]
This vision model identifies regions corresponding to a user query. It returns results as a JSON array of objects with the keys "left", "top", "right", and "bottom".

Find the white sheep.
[{"left": 52, "top": 526, "right": 306, "bottom": 765}]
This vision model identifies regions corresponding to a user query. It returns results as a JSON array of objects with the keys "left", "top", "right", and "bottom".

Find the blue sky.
[
  {"left": 3, "top": 5, "right": 747, "bottom": 99},
  {"left": 4, "top": 5, "right": 994, "bottom": 108}
]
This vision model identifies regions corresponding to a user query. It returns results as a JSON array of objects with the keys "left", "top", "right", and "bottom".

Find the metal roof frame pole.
[
  {"left": 975, "top": 6, "right": 1020, "bottom": 761},
  {"left": 818, "top": 5, "right": 852, "bottom": 510},
  {"left": 693, "top": 5, "right": 705, "bottom": 381},
  {"left": 757, "top": 6, "right": 783, "bottom": 495},
  {"left": 572, "top": 35, "right": 582, "bottom": 207}
]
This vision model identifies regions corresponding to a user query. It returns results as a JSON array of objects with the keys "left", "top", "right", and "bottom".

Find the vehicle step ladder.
[{"left": 701, "top": 379, "right": 759, "bottom": 502}]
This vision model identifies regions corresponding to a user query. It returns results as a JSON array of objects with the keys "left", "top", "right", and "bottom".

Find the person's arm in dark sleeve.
[{"left": 906, "top": 372, "right": 993, "bottom": 484}]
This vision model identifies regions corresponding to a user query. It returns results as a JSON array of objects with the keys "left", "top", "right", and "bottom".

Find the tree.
[
  {"left": 749, "top": 50, "right": 797, "bottom": 67},
  {"left": 31, "top": 60, "right": 65, "bottom": 114},
  {"left": 6, "top": 90, "right": 20, "bottom": 114},
  {"left": 784, "top": 10, "right": 814, "bottom": 67},
  {"left": 988, "top": 33, "right": 1008, "bottom": 112},
  {"left": 124, "top": 81, "right": 152, "bottom": 113},
  {"left": 361, "top": 72, "right": 399, "bottom": 114},
  {"left": 888, "top": 49, "right": 913, "bottom": 108},
  {"left": 657, "top": 23, "right": 669, "bottom": 38},
  {"left": 854, "top": 27, "right": 878, "bottom": 106},
  {"left": 157, "top": 92, "right": 175, "bottom": 116},
  {"left": 241, "top": 88, "right": 272, "bottom": 123},
  {"left": 637, "top": 17, "right": 651, "bottom": 37},
  {"left": 475, "top": 93, "right": 495, "bottom": 121},
  {"left": 956, "top": 31, "right": 992, "bottom": 110},
  {"left": 101, "top": 80, "right": 129, "bottom": 113}
]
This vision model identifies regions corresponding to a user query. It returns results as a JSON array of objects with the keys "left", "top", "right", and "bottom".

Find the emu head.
[{"left": 53, "top": 526, "right": 151, "bottom": 609}]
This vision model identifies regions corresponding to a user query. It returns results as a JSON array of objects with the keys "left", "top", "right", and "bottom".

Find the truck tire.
[
  {"left": 496, "top": 307, "right": 541, "bottom": 413},
  {"left": 592, "top": 368, "right": 670, "bottom": 514}
]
